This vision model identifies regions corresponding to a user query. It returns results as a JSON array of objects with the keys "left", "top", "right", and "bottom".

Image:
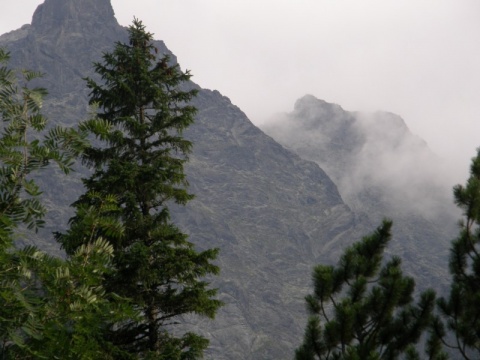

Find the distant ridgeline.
[{"left": 0, "top": 0, "right": 457, "bottom": 358}]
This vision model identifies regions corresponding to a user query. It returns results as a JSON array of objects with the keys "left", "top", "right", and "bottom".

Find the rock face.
[
  {"left": 31, "top": 0, "right": 116, "bottom": 34},
  {"left": 0, "top": 2, "right": 456, "bottom": 359},
  {"left": 176, "top": 90, "right": 362, "bottom": 358},
  {"left": 262, "top": 95, "right": 448, "bottom": 214},
  {"left": 0, "top": 0, "right": 170, "bottom": 100},
  {"left": 261, "top": 95, "right": 458, "bottom": 290}
]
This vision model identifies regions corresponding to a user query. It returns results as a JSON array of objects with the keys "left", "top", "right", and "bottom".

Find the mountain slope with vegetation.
[{"left": 0, "top": 1, "right": 459, "bottom": 358}]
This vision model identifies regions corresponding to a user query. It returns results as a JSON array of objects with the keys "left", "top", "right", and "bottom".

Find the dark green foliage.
[
  {"left": 0, "top": 48, "right": 86, "bottom": 236},
  {"left": 1, "top": 238, "right": 137, "bottom": 360},
  {"left": 0, "top": 48, "right": 135, "bottom": 359},
  {"left": 296, "top": 220, "right": 436, "bottom": 359},
  {"left": 56, "top": 19, "right": 221, "bottom": 358},
  {"left": 430, "top": 150, "right": 480, "bottom": 359}
]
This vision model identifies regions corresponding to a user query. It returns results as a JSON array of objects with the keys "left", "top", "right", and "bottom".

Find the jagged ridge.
[
  {"left": 0, "top": 2, "right": 457, "bottom": 358},
  {"left": 0, "top": 2, "right": 361, "bottom": 359}
]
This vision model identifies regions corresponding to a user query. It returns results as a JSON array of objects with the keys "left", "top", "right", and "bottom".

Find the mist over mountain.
[
  {"left": 0, "top": 1, "right": 459, "bottom": 358},
  {"left": 262, "top": 95, "right": 457, "bottom": 218},
  {"left": 261, "top": 95, "right": 458, "bottom": 287}
]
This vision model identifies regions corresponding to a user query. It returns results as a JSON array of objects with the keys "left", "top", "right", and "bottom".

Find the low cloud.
[{"left": 260, "top": 95, "right": 459, "bottom": 224}]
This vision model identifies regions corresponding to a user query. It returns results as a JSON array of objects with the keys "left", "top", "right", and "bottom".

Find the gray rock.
[
  {"left": 0, "top": 1, "right": 457, "bottom": 358},
  {"left": 261, "top": 94, "right": 458, "bottom": 291}
]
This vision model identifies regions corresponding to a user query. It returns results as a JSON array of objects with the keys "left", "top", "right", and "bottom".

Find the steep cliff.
[
  {"left": 262, "top": 95, "right": 457, "bottom": 291},
  {"left": 0, "top": 1, "right": 459, "bottom": 358},
  {"left": 0, "top": 1, "right": 366, "bottom": 358}
]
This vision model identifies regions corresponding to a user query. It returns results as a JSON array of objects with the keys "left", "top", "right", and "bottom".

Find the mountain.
[
  {"left": 261, "top": 95, "right": 458, "bottom": 289},
  {"left": 0, "top": 1, "right": 457, "bottom": 358}
]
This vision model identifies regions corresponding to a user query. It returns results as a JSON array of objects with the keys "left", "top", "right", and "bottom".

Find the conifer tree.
[
  {"left": 57, "top": 19, "right": 221, "bottom": 358},
  {"left": 295, "top": 220, "right": 436, "bottom": 360},
  {"left": 430, "top": 150, "right": 480, "bottom": 359}
]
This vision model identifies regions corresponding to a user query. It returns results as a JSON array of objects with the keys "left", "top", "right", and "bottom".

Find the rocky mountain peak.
[
  {"left": 291, "top": 95, "right": 351, "bottom": 133},
  {"left": 294, "top": 95, "right": 345, "bottom": 118},
  {"left": 31, "top": 0, "right": 118, "bottom": 35}
]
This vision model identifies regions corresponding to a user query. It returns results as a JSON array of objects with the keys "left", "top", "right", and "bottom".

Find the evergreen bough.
[
  {"left": 0, "top": 48, "right": 134, "bottom": 359},
  {"left": 296, "top": 220, "right": 436, "bottom": 360},
  {"left": 430, "top": 150, "right": 480, "bottom": 359}
]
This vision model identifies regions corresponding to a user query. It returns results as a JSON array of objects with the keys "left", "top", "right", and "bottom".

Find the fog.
[
  {"left": 261, "top": 95, "right": 460, "bottom": 225},
  {"left": 1, "top": 0, "right": 480, "bottom": 184}
]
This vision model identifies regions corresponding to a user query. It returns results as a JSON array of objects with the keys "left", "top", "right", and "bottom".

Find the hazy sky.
[{"left": 1, "top": 0, "right": 479, "bottom": 181}]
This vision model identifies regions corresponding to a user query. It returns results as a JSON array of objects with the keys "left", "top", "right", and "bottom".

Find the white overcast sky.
[{"left": 1, "top": 0, "right": 480, "bottom": 181}]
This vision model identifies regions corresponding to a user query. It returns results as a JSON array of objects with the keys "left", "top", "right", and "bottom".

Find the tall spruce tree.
[
  {"left": 295, "top": 220, "right": 436, "bottom": 360},
  {"left": 430, "top": 150, "right": 480, "bottom": 359},
  {"left": 57, "top": 19, "right": 221, "bottom": 358}
]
